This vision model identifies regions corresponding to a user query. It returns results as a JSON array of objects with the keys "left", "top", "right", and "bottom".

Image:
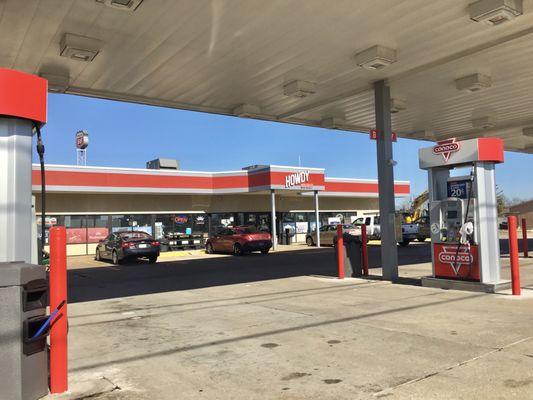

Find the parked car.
[
  {"left": 306, "top": 224, "right": 361, "bottom": 246},
  {"left": 352, "top": 215, "right": 381, "bottom": 240},
  {"left": 95, "top": 231, "right": 160, "bottom": 264},
  {"left": 205, "top": 225, "right": 272, "bottom": 255}
]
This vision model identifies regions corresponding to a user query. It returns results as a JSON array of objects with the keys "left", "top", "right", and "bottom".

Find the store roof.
[
  {"left": 3, "top": 1, "right": 532, "bottom": 153},
  {"left": 31, "top": 164, "right": 410, "bottom": 197}
]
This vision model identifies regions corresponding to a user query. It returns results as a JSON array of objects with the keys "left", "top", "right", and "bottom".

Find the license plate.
[
  {"left": 138, "top": 244, "right": 148, "bottom": 248},
  {"left": 193, "top": 240, "right": 200, "bottom": 244},
  {"left": 181, "top": 240, "right": 188, "bottom": 244}
]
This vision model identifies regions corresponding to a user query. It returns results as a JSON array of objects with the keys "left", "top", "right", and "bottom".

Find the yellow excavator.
[{"left": 405, "top": 190, "right": 428, "bottom": 223}]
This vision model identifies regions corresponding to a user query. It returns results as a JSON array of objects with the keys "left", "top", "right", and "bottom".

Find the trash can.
[
  {"left": 335, "top": 235, "right": 362, "bottom": 277},
  {"left": 0, "top": 262, "right": 48, "bottom": 400}
]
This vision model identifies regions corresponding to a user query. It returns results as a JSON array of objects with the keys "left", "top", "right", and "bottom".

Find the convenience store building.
[{"left": 33, "top": 163, "right": 410, "bottom": 255}]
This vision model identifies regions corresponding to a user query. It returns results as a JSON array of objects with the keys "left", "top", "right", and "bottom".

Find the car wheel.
[
  {"left": 95, "top": 248, "right": 101, "bottom": 261},
  {"left": 206, "top": 242, "right": 214, "bottom": 254},
  {"left": 112, "top": 250, "right": 120, "bottom": 265},
  {"left": 399, "top": 239, "right": 410, "bottom": 247},
  {"left": 233, "top": 243, "right": 243, "bottom": 256},
  {"left": 306, "top": 237, "right": 314, "bottom": 246},
  {"left": 261, "top": 249, "right": 269, "bottom": 255},
  {"left": 148, "top": 256, "right": 157, "bottom": 263}
]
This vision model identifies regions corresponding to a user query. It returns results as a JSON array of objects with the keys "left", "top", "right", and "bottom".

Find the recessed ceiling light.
[
  {"left": 96, "top": 0, "right": 143, "bottom": 11},
  {"left": 320, "top": 116, "right": 345, "bottom": 129},
  {"left": 390, "top": 98, "right": 407, "bottom": 113},
  {"left": 468, "top": 0, "right": 522, "bottom": 25},
  {"left": 472, "top": 115, "right": 496, "bottom": 129},
  {"left": 283, "top": 80, "right": 316, "bottom": 98},
  {"left": 523, "top": 127, "right": 533, "bottom": 137},
  {"left": 354, "top": 45, "right": 397, "bottom": 70},
  {"left": 38, "top": 72, "right": 70, "bottom": 93},
  {"left": 455, "top": 73, "right": 492, "bottom": 92},
  {"left": 233, "top": 103, "right": 261, "bottom": 118},
  {"left": 60, "top": 33, "right": 102, "bottom": 62}
]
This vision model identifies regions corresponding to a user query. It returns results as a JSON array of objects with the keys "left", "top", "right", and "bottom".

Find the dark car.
[
  {"left": 95, "top": 231, "right": 160, "bottom": 264},
  {"left": 205, "top": 226, "right": 272, "bottom": 255}
]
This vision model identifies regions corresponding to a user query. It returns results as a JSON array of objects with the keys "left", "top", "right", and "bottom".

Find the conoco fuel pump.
[{"left": 419, "top": 138, "right": 510, "bottom": 292}]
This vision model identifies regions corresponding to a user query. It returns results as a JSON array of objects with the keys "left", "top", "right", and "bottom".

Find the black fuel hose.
[{"left": 33, "top": 123, "right": 46, "bottom": 263}]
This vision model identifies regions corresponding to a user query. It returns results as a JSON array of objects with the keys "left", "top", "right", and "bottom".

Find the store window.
[
  {"left": 112, "top": 215, "right": 152, "bottom": 235},
  {"left": 173, "top": 214, "right": 192, "bottom": 234},
  {"left": 86, "top": 215, "right": 109, "bottom": 243},
  {"left": 210, "top": 213, "right": 235, "bottom": 234},
  {"left": 192, "top": 214, "right": 207, "bottom": 234},
  {"left": 295, "top": 212, "right": 309, "bottom": 234},
  {"left": 37, "top": 215, "right": 62, "bottom": 245},
  {"left": 64, "top": 215, "right": 86, "bottom": 244},
  {"left": 154, "top": 214, "right": 173, "bottom": 239}
]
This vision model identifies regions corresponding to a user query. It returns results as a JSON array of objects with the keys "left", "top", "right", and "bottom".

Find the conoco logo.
[
  {"left": 438, "top": 252, "right": 472, "bottom": 265},
  {"left": 433, "top": 138, "right": 460, "bottom": 162},
  {"left": 438, "top": 245, "right": 472, "bottom": 276}
]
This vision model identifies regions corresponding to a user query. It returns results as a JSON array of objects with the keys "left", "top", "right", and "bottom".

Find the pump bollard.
[
  {"left": 49, "top": 226, "right": 68, "bottom": 393},
  {"left": 0, "top": 262, "right": 48, "bottom": 400},
  {"left": 508, "top": 216, "right": 521, "bottom": 296},
  {"left": 336, "top": 225, "right": 345, "bottom": 279},
  {"left": 522, "top": 218, "right": 529, "bottom": 258},
  {"left": 334, "top": 229, "right": 363, "bottom": 278},
  {"left": 361, "top": 225, "right": 369, "bottom": 276}
]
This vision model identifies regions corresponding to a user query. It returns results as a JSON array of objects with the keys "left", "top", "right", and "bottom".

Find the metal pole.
[
  {"left": 49, "top": 226, "right": 68, "bottom": 393},
  {"left": 508, "top": 216, "right": 521, "bottom": 296},
  {"left": 271, "top": 190, "right": 277, "bottom": 251},
  {"left": 374, "top": 80, "right": 398, "bottom": 281},
  {"left": 522, "top": 218, "right": 528, "bottom": 258},
  {"left": 314, "top": 190, "right": 320, "bottom": 247}
]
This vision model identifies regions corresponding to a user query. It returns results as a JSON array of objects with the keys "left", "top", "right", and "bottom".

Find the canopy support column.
[{"left": 374, "top": 80, "right": 398, "bottom": 281}]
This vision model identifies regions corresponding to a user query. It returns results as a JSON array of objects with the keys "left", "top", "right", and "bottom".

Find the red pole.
[
  {"left": 361, "top": 225, "right": 369, "bottom": 276},
  {"left": 336, "top": 224, "right": 344, "bottom": 279},
  {"left": 508, "top": 216, "right": 521, "bottom": 296},
  {"left": 49, "top": 226, "right": 68, "bottom": 393},
  {"left": 522, "top": 218, "right": 529, "bottom": 258}
]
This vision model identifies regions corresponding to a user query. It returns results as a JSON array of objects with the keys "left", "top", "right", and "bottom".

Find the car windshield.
[
  {"left": 236, "top": 226, "right": 258, "bottom": 234},
  {"left": 119, "top": 231, "right": 151, "bottom": 241}
]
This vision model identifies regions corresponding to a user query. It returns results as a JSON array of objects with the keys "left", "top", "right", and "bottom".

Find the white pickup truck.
[{"left": 352, "top": 215, "right": 381, "bottom": 240}]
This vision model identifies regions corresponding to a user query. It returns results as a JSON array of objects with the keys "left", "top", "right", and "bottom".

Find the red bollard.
[
  {"left": 336, "top": 224, "right": 345, "bottom": 279},
  {"left": 508, "top": 216, "right": 521, "bottom": 296},
  {"left": 49, "top": 226, "right": 68, "bottom": 393},
  {"left": 361, "top": 225, "right": 369, "bottom": 276},
  {"left": 522, "top": 218, "right": 529, "bottom": 258}
]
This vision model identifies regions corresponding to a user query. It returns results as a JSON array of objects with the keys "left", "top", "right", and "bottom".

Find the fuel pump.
[{"left": 419, "top": 138, "right": 508, "bottom": 291}]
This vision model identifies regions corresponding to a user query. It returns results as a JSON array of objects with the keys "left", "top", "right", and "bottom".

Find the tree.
[{"left": 496, "top": 185, "right": 506, "bottom": 216}]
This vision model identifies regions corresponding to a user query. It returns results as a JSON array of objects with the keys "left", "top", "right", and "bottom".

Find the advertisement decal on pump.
[{"left": 434, "top": 243, "right": 480, "bottom": 281}]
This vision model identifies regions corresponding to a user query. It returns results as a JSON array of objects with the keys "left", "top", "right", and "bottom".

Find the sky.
[{"left": 35, "top": 93, "right": 533, "bottom": 202}]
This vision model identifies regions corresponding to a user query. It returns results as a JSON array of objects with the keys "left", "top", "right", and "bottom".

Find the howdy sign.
[
  {"left": 433, "top": 138, "right": 460, "bottom": 162},
  {"left": 285, "top": 170, "right": 311, "bottom": 188},
  {"left": 434, "top": 243, "right": 479, "bottom": 281}
]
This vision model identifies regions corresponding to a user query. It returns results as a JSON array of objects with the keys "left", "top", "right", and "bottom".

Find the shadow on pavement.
[{"left": 69, "top": 243, "right": 433, "bottom": 303}]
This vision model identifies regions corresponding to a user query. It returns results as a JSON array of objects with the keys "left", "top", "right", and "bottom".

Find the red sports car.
[{"left": 206, "top": 226, "right": 272, "bottom": 255}]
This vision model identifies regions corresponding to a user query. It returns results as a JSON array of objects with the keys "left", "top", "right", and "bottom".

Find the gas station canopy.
[{"left": 1, "top": 0, "right": 533, "bottom": 153}]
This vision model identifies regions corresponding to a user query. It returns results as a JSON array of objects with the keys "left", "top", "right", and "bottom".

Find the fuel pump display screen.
[
  {"left": 447, "top": 210, "right": 458, "bottom": 219},
  {"left": 447, "top": 180, "right": 469, "bottom": 199}
]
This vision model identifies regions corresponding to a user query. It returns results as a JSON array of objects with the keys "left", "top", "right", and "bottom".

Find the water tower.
[{"left": 75, "top": 130, "right": 89, "bottom": 166}]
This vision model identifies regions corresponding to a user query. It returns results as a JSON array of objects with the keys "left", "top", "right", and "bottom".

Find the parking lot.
[{"left": 44, "top": 240, "right": 533, "bottom": 400}]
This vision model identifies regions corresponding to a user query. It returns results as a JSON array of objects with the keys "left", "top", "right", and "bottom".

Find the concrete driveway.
[{"left": 46, "top": 243, "right": 533, "bottom": 400}]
